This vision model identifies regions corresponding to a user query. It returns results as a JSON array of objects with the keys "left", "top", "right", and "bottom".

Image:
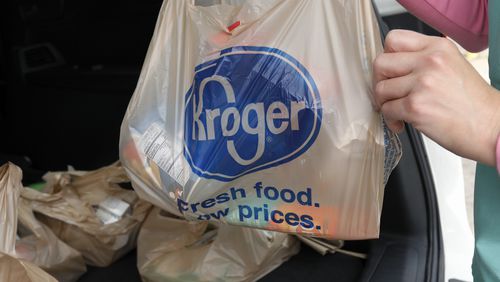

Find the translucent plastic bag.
[
  {"left": 0, "top": 163, "right": 60, "bottom": 282},
  {"left": 22, "top": 163, "right": 152, "bottom": 267},
  {"left": 16, "top": 196, "right": 87, "bottom": 282},
  {"left": 137, "top": 207, "right": 300, "bottom": 282},
  {"left": 120, "top": 0, "right": 401, "bottom": 239},
  {"left": 0, "top": 253, "right": 57, "bottom": 282}
]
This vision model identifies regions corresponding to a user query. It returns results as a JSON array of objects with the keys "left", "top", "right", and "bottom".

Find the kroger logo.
[{"left": 184, "top": 46, "right": 322, "bottom": 182}]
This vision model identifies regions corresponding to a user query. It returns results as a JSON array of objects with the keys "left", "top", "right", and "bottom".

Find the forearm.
[{"left": 397, "top": 0, "right": 488, "bottom": 52}]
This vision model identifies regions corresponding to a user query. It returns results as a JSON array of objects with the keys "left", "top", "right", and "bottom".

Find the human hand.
[{"left": 373, "top": 29, "right": 500, "bottom": 166}]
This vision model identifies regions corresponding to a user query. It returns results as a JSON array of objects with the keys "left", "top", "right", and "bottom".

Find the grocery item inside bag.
[{"left": 120, "top": 0, "right": 401, "bottom": 240}]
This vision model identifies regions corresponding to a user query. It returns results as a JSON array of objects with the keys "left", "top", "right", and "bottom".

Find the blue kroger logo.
[{"left": 184, "top": 46, "right": 322, "bottom": 182}]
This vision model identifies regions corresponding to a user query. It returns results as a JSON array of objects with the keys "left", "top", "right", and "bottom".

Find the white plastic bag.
[
  {"left": 22, "top": 163, "right": 152, "bottom": 267},
  {"left": 16, "top": 196, "right": 87, "bottom": 282},
  {"left": 0, "top": 163, "right": 59, "bottom": 282},
  {"left": 120, "top": 0, "right": 401, "bottom": 239},
  {"left": 137, "top": 207, "right": 300, "bottom": 282}
]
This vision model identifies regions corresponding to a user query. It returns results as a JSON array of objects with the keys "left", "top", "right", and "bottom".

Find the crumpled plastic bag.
[
  {"left": 16, "top": 196, "right": 87, "bottom": 282},
  {"left": 0, "top": 162, "right": 22, "bottom": 256},
  {"left": 138, "top": 207, "right": 300, "bottom": 282},
  {"left": 0, "top": 253, "right": 58, "bottom": 282},
  {"left": 0, "top": 163, "right": 58, "bottom": 282},
  {"left": 120, "top": 0, "right": 402, "bottom": 239},
  {"left": 22, "top": 162, "right": 152, "bottom": 267}
]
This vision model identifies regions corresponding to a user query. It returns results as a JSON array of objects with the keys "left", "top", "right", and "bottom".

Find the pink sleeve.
[{"left": 397, "top": 0, "right": 489, "bottom": 52}]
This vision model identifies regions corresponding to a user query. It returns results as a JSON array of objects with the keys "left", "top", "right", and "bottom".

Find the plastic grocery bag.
[
  {"left": 22, "top": 163, "right": 152, "bottom": 267},
  {"left": 0, "top": 254, "right": 58, "bottom": 282},
  {"left": 0, "top": 163, "right": 58, "bottom": 282},
  {"left": 137, "top": 207, "right": 300, "bottom": 282},
  {"left": 16, "top": 196, "right": 87, "bottom": 282},
  {"left": 120, "top": 0, "right": 401, "bottom": 239},
  {"left": 0, "top": 162, "right": 87, "bottom": 282}
]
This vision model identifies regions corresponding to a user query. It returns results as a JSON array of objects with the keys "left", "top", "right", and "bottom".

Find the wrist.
[{"left": 474, "top": 86, "right": 500, "bottom": 167}]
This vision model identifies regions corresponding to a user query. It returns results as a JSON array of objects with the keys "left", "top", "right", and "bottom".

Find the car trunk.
[{"left": 0, "top": 2, "right": 443, "bottom": 281}]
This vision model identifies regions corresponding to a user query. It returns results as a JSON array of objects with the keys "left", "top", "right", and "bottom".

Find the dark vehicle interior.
[{"left": 0, "top": 1, "right": 444, "bottom": 281}]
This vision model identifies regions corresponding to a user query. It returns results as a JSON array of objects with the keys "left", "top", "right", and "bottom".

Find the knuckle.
[
  {"left": 417, "top": 74, "right": 435, "bottom": 89},
  {"left": 385, "top": 31, "right": 399, "bottom": 47},
  {"left": 374, "top": 80, "right": 386, "bottom": 95},
  {"left": 380, "top": 102, "right": 391, "bottom": 116},
  {"left": 404, "top": 94, "right": 422, "bottom": 117},
  {"left": 426, "top": 52, "right": 446, "bottom": 68},
  {"left": 373, "top": 55, "right": 385, "bottom": 72},
  {"left": 373, "top": 81, "right": 386, "bottom": 107}
]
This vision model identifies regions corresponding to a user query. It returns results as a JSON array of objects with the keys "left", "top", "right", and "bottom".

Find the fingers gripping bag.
[{"left": 120, "top": 0, "right": 402, "bottom": 239}]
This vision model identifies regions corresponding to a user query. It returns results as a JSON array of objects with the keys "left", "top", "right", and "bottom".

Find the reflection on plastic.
[{"left": 120, "top": 0, "right": 402, "bottom": 239}]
